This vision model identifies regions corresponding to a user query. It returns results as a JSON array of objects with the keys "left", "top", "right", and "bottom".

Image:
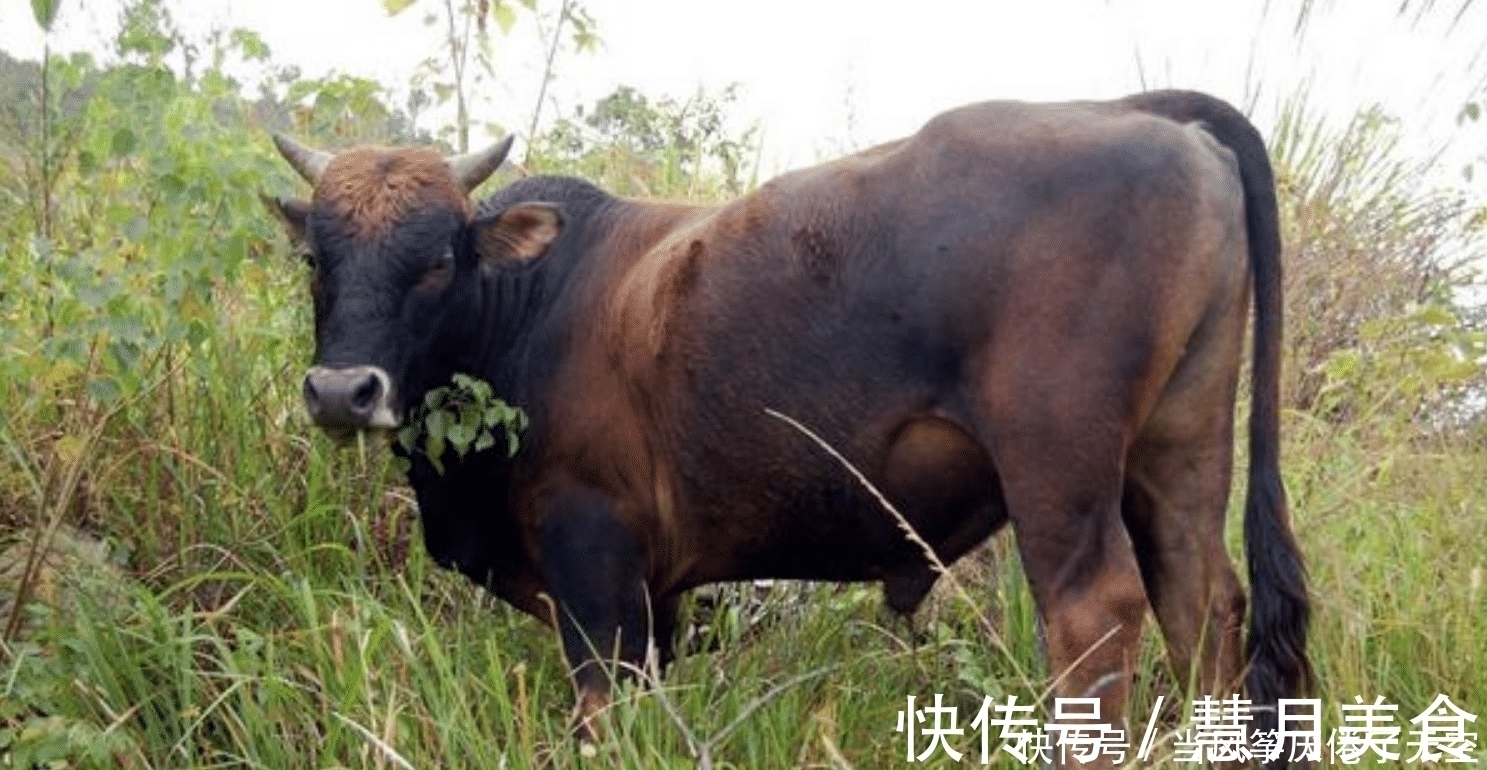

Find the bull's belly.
[{"left": 673, "top": 415, "right": 1009, "bottom": 610}]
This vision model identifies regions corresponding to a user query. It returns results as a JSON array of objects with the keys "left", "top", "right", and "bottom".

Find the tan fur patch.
[{"left": 314, "top": 147, "right": 472, "bottom": 238}]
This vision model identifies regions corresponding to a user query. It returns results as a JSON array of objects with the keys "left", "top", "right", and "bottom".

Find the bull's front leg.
[{"left": 538, "top": 485, "right": 670, "bottom": 738}]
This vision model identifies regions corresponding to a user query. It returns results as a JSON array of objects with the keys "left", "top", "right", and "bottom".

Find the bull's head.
[{"left": 264, "top": 134, "right": 562, "bottom": 436}]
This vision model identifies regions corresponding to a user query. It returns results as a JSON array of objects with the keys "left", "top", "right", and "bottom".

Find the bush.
[{"left": 1270, "top": 96, "right": 1487, "bottom": 435}]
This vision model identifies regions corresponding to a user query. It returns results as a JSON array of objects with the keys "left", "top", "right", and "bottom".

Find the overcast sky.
[{"left": 2, "top": 0, "right": 1485, "bottom": 178}]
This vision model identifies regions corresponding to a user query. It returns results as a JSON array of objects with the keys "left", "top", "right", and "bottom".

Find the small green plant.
[{"left": 396, "top": 373, "right": 528, "bottom": 473}]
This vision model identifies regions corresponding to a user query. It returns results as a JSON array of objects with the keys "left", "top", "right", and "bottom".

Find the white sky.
[{"left": 2, "top": 0, "right": 1485, "bottom": 179}]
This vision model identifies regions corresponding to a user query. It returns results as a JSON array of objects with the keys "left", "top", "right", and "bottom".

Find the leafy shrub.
[
  {"left": 397, "top": 372, "right": 529, "bottom": 473},
  {"left": 1271, "top": 97, "right": 1487, "bottom": 432},
  {"left": 527, "top": 84, "right": 761, "bottom": 198}
]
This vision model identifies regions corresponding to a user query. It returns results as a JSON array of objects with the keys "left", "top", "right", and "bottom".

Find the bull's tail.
[{"left": 1126, "top": 90, "right": 1312, "bottom": 751}]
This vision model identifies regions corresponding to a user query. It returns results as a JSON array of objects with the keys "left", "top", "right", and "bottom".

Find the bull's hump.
[{"left": 315, "top": 147, "right": 472, "bottom": 239}]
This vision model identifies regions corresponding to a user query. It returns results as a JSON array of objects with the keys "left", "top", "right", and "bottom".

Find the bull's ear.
[
  {"left": 261, "top": 192, "right": 311, "bottom": 252},
  {"left": 474, "top": 202, "right": 563, "bottom": 265}
]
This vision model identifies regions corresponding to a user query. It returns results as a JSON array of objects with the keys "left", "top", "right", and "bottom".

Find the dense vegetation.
[{"left": 1, "top": 1, "right": 1484, "bottom": 767}]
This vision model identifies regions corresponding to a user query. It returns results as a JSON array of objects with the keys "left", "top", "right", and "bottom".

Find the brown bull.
[{"left": 266, "top": 89, "right": 1310, "bottom": 762}]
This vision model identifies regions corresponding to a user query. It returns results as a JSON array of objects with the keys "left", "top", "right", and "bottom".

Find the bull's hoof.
[{"left": 570, "top": 688, "right": 610, "bottom": 744}]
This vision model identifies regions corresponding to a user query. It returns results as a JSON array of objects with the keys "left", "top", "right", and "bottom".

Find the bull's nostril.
[{"left": 350, "top": 374, "right": 383, "bottom": 413}]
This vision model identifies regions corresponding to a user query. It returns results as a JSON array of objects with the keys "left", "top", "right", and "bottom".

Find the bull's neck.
[
  {"left": 452, "top": 188, "right": 619, "bottom": 406},
  {"left": 465, "top": 251, "right": 573, "bottom": 396}
]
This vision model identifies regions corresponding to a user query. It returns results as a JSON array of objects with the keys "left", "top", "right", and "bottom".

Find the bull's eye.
[{"left": 415, "top": 249, "right": 456, "bottom": 293}]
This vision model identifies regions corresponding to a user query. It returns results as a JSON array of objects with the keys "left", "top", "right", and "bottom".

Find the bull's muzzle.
[{"left": 302, "top": 365, "right": 400, "bottom": 431}]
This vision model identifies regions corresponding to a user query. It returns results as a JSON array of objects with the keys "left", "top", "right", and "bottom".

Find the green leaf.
[
  {"left": 122, "top": 215, "right": 148, "bottom": 242},
  {"left": 424, "top": 436, "right": 445, "bottom": 474},
  {"left": 1417, "top": 304, "right": 1456, "bottom": 327},
  {"left": 86, "top": 376, "right": 121, "bottom": 403},
  {"left": 474, "top": 432, "right": 495, "bottom": 452},
  {"left": 397, "top": 424, "right": 419, "bottom": 453},
  {"left": 229, "top": 28, "right": 271, "bottom": 61},
  {"left": 1324, "top": 349, "right": 1363, "bottom": 382},
  {"left": 158, "top": 173, "right": 186, "bottom": 198},
  {"left": 425, "top": 409, "right": 450, "bottom": 444},
  {"left": 227, "top": 232, "right": 248, "bottom": 266},
  {"left": 493, "top": 3, "right": 517, "bottom": 34},
  {"left": 75, "top": 281, "right": 108, "bottom": 308},
  {"left": 30, "top": 0, "right": 61, "bottom": 31},
  {"left": 109, "top": 338, "right": 141, "bottom": 371},
  {"left": 105, "top": 204, "right": 133, "bottom": 227},
  {"left": 447, "top": 422, "right": 473, "bottom": 455},
  {"left": 186, "top": 319, "right": 209, "bottom": 347},
  {"left": 111, "top": 127, "right": 137, "bottom": 157},
  {"left": 104, "top": 315, "right": 147, "bottom": 344},
  {"left": 383, "top": 0, "right": 418, "bottom": 15}
]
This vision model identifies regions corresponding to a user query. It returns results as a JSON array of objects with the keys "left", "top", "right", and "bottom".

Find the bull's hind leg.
[
  {"left": 991, "top": 425, "right": 1150, "bottom": 753},
  {"left": 1122, "top": 361, "right": 1247, "bottom": 698}
]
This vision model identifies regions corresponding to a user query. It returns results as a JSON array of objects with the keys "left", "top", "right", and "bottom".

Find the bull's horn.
[
  {"left": 448, "top": 135, "right": 515, "bottom": 193},
  {"left": 273, "top": 132, "right": 333, "bottom": 185}
]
